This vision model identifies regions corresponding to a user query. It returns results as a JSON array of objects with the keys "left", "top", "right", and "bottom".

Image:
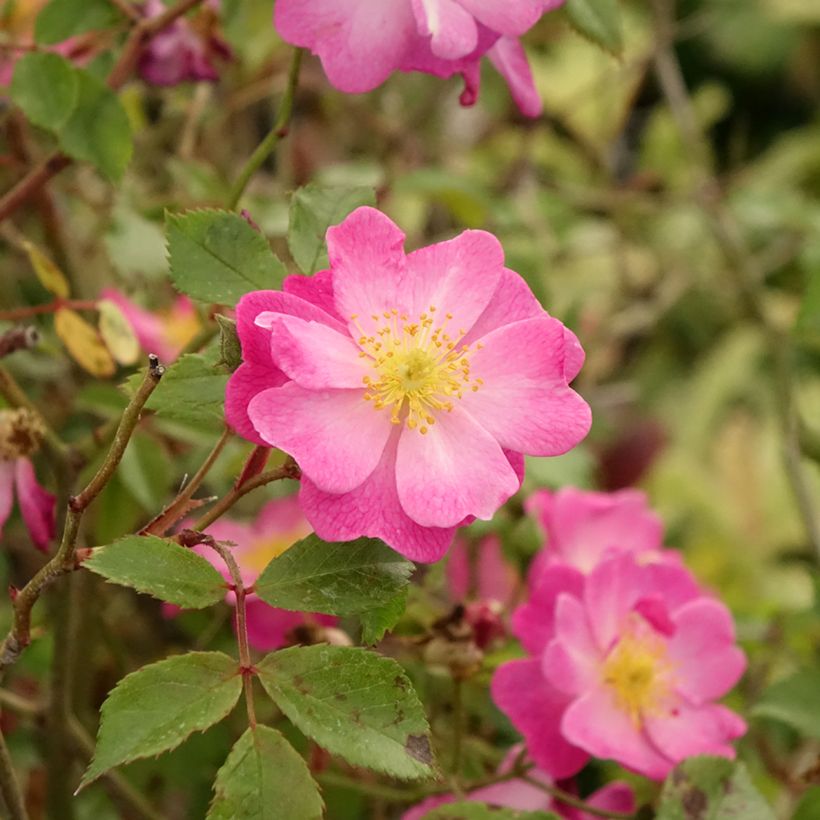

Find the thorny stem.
[
  {"left": 227, "top": 48, "right": 304, "bottom": 210},
  {"left": 203, "top": 539, "right": 256, "bottom": 727},
  {"left": 651, "top": 0, "right": 820, "bottom": 564},
  {"left": 0, "top": 300, "right": 99, "bottom": 322},
  {"left": 188, "top": 459, "right": 300, "bottom": 533},
  {"left": 0, "top": 358, "right": 164, "bottom": 674},
  {"left": 0, "top": 692, "right": 160, "bottom": 820},
  {"left": 141, "top": 425, "right": 232, "bottom": 536},
  {"left": 0, "top": 0, "right": 207, "bottom": 224},
  {"left": 0, "top": 725, "right": 27, "bottom": 820}
]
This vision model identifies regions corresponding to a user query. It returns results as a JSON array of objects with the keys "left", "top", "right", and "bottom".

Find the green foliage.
[
  {"left": 81, "top": 652, "right": 242, "bottom": 788},
  {"left": 208, "top": 726, "right": 324, "bottom": 820},
  {"left": 166, "top": 210, "right": 287, "bottom": 304},
  {"left": 254, "top": 535, "right": 413, "bottom": 616},
  {"left": 35, "top": 0, "right": 123, "bottom": 45},
  {"left": 10, "top": 53, "right": 78, "bottom": 131},
  {"left": 656, "top": 757, "right": 775, "bottom": 820},
  {"left": 360, "top": 587, "right": 409, "bottom": 645},
  {"left": 215, "top": 314, "right": 242, "bottom": 372},
  {"left": 131, "top": 352, "right": 229, "bottom": 433},
  {"left": 423, "top": 805, "right": 559, "bottom": 820},
  {"left": 793, "top": 787, "right": 820, "bottom": 820},
  {"left": 288, "top": 184, "right": 376, "bottom": 274},
  {"left": 751, "top": 669, "right": 820, "bottom": 739},
  {"left": 257, "top": 645, "right": 435, "bottom": 779},
  {"left": 10, "top": 55, "right": 132, "bottom": 180},
  {"left": 84, "top": 535, "right": 227, "bottom": 609},
  {"left": 562, "top": 0, "right": 623, "bottom": 55}
]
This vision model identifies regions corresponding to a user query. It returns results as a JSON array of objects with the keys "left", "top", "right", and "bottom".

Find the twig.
[
  {"left": 140, "top": 425, "right": 232, "bottom": 536},
  {"left": 651, "top": 0, "right": 820, "bottom": 563},
  {"left": 0, "top": 0, "right": 207, "bottom": 224},
  {"left": 204, "top": 539, "right": 256, "bottom": 726},
  {"left": 0, "top": 726, "right": 27, "bottom": 820},
  {"left": 0, "top": 301, "right": 98, "bottom": 322},
  {"left": 188, "top": 459, "right": 300, "bottom": 533},
  {"left": 227, "top": 48, "right": 304, "bottom": 210},
  {"left": 0, "top": 357, "right": 164, "bottom": 673}
]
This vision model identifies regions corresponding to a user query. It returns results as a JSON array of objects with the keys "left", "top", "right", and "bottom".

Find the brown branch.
[
  {"left": 0, "top": 301, "right": 97, "bottom": 322},
  {"left": 0, "top": 327, "right": 39, "bottom": 359},
  {"left": 0, "top": 726, "right": 27, "bottom": 820},
  {"left": 140, "top": 425, "right": 232, "bottom": 536},
  {"left": 0, "top": 358, "right": 164, "bottom": 673},
  {"left": 186, "top": 458, "right": 300, "bottom": 533},
  {"left": 0, "top": 0, "right": 206, "bottom": 224}
]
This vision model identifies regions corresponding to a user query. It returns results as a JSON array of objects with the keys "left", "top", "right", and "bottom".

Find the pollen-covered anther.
[
  {"left": 356, "top": 305, "right": 482, "bottom": 432},
  {"left": 0, "top": 408, "right": 46, "bottom": 461}
]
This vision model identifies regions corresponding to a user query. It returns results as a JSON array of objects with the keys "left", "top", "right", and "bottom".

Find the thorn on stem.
[{"left": 147, "top": 353, "right": 165, "bottom": 379}]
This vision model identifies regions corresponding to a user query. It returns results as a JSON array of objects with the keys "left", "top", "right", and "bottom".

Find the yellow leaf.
[
  {"left": 22, "top": 240, "right": 69, "bottom": 299},
  {"left": 97, "top": 299, "right": 140, "bottom": 366},
  {"left": 54, "top": 308, "right": 116, "bottom": 377}
]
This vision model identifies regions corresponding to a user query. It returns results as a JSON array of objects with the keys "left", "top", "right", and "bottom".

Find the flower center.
[
  {"left": 602, "top": 628, "right": 675, "bottom": 727},
  {"left": 242, "top": 534, "right": 298, "bottom": 575},
  {"left": 353, "top": 306, "right": 482, "bottom": 434},
  {"left": 0, "top": 409, "right": 45, "bottom": 461}
]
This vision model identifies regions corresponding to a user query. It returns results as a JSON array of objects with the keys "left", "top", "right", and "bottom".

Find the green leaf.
[
  {"left": 83, "top": 535, "right": 227, "bottom": 609},
  {"left": 255, "top": 535, "right": 413, "bottom": 617},
  {"left": 59, "top": 67, "right": 132, "bottom": 181},
  {"left": 288, "top": 185, "right": 376, "bottom": 274},
  {"left": 10, "top": 52, "right": 78, "bottom": 131},
  {"left": 215, "top": 314, "right": 242, "bottom": 372},
  {"left": 257, "top": 645, "right": 434, "bottom": 780},
  {"left": 424, "top": 804, "right": 559, "bottom": 820},
  {"left": 81, "top": 651, "right": 242, "bottom": 788},
  {"left": 793, "top": 787, "right": 820, "bottom": 820},
  {"left": 133, "top": 352, "right": 229, "bottom": 432},
  {"left": 751, "top": 669, "right": 820, "bottom": 739},
  {"left": 166, "top": 210, "right": 286, "bottom": 304},
  {"left": 563, "top": 0, "right": 623, "bottom": 55},
  {"left": 360, "top": 587, "right": 408, "bottom": 645},
  {"left": 208, "top": 726, "right": 323, "bottom": 820},
  {"left": 656, "top": 757, "right": 775, "bottom": 820},
  {"left": 35, "top": 0, "right": 123, "bottom": 45}
]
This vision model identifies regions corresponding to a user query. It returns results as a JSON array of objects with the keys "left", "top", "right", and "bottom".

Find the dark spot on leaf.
[
  {"left": 405, "top": 734, "right": 433, "bottom": 765},
  {"left": 682, "top": 787, "right": 708, "bottom": 818},
  {"left": 394, "top": 675, "right": 408, "bottom": 691},
  {"left": 390, "top": 708, "right": 406, "bottom": 726},
  {"left": 293, "top": 675, "right": 307, "bottom": 694},
  {"left": 350, "top": 708, "right": 363, "bottom": 726},
  {"left": 334, "top": 692, "right": 347, "bottom": 701}
]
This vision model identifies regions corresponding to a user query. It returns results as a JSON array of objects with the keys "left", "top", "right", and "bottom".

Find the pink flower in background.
[
  {"left": 447, "top": 534, "right": 519, "bottom": 647},
  {"left": 101, "top": 289, "right": 201, "bottom": 363},
  {"left": 225, "top": 206, "right": 590, "bottom": 562},
  {"left": 274, "top": 0, "right": 565, "bottom": 116},
  {"left": 526, "top": 487, "right": 670, "bottom": 578},
  {"left": 403, "top": 746, "right": 634, "bottom": 820},
  {"left": 492, "top": 554, "right": 747, "bottom": 780},
  {"left": 177, "top": 496, "right": 336, "bottom": 651},
  {"left": 0, "top": 410, "right": 55, "bottom": 552},
  {"left": 138, "top": 0, "right": 231, "bottom": 87}
]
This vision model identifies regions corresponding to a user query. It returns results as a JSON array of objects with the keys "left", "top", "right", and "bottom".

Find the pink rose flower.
[
  {"left": 173, "top": 496, "right": 336, "bottom": 651},
  {"left": 492, "top": 553, "right": 747, "bottom": 780},
  {"left": 138, "top": 0, "right": 231, "bottom": 87},
  {"left": 0, "top": 410, "right": 55, "bottom": 552},
  {"left": 403, "top": 746, "right": 634, "bottom": 820},
  {"left": 225, "top": 206, "right": 591, "bottom": 562},
  {"left": 100, "top": 289, "right": 201, "bottom": 363},
  {"left": 274, "top": 0, "right": 565, "bottom": 116},
  {"left": 526, "top": 487, "right": 674, "bottom": 579}
]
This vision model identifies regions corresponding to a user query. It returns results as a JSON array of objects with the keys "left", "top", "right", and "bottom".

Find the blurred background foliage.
[{"left": 2, "top": 0, "right": 820, "bottom": 817}]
